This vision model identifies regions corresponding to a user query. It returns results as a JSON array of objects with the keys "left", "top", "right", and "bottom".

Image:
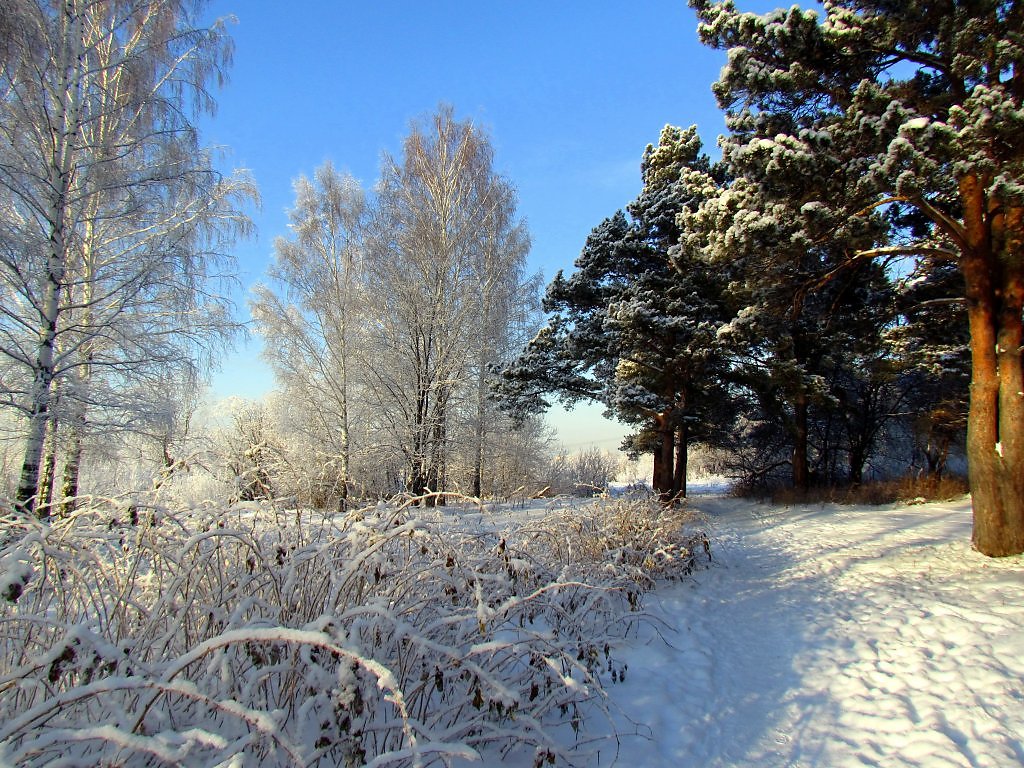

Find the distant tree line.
[
  {"left": 217, "top": 395, "right": 621, "bottom": 507},
  {"left": 499, "top": 0, "right": 1022, "bottom": 557}
]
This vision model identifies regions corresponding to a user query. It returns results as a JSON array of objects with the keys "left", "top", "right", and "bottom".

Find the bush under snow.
[{"left": 0, "top": 494, "right": 709, "bottom": 767}]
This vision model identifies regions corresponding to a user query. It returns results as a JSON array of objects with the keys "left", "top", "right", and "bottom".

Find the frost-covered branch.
[{"left": 0, "top": 493, "right": 710, "bottom": 766}]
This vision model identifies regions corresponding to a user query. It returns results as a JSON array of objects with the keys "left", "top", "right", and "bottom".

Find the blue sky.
[{"left": 201, "top": 0, "right": 783, "bottom": 450}]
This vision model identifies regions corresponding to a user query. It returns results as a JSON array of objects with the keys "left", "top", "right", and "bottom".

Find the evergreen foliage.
[
  {"left": 499, "top": 126, "right": 736, "bottom": 498},
  {"left": 692, "top": 0, "right": 1024, "bottom": 555},
  {"left": 502, "top": 6, "right": 1005, "bottom": 540}
]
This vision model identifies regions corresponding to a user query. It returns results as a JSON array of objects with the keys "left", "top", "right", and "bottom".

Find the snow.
[
  {"left": 602, "top": 495, "right": 1024, "bottom": 767},
  {"left": 4, "top": 489, "right": 1022, "bottom": 766},
  {"left": 0, "top": 547, "right": 32, "bottom": 602}
]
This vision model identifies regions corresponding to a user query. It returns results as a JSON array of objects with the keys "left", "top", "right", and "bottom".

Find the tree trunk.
[
  {"left": 925, "top": 434, "right": 950, "bottom": 479},
  {"left": 959, "top": 175, "right": 1024, "bottom": 556},
  {"left": 37, "top": 415, "right": 59, "bottom": 515},
  {"left": 472, "top": 453, "right": 483, "bottom": 498},
  {"left": 792, "top": 388, "right": 809, "bottom": 493},
  {"left": 338, "top": 381, "right": 350, "bottom": 510},
  {"left": 61, "top": 203, "right": 97, "bottom": 516},
  {"left": 429, "top": 399, "right": 448, "bottom": 507},
  {"left": 17, "top": 208, "right": 66, "bottom": 517},
  {"left": 410, "top": 378, "right": 430, "bottom": 503},
  {"left": 335, "top": 283, "right": 352, "bottom": 510},
  {"left": 849, "top": 440, "right": 865, "bottom": 485},
  {"left": 410, "top": 460, "right": 428, "bottom": 498},
  {"left": 651, "top": 411, "right": 674, "bottom": 500},
  {"left": 337, "top": 476, "right": 348, "bottom": 512},
  {"left": 15, "top": 3, "right": 83, "bottom": 517},
  {"left": 473, "top": 366, "right": 487, "bottom": 499},
  {"left": 424, "top": 466, "right": 438, "bottom": 507},
  {"left": 673, "top": 423, "right": 688, "bottom": 499},
  {"left": 17, "top": 179, "right": 68, "bottom": 516},
  {"left": 60, "top": 422, "right": 83, "bottom": 516},
  {"left": 849, "top": 459, "right": 863, "bottom": 486}
]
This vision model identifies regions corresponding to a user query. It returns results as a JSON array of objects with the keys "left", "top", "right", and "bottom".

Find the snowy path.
[{"left": 606, "top": 495, "right": 1024, "bottom": 768}]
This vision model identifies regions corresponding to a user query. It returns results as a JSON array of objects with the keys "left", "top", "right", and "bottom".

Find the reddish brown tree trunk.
[
  {"left": 651, "top": 411, "right": 674, "bottom": 499},
  {"left": 960, "top": 175, "right": 1024, "bottom": 557}
]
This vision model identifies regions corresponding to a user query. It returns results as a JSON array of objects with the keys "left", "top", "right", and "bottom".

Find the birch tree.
[
  {"left": 464, "top": 181, "right": 535, "bottom": 498},
  {"left": 365, "top": 106, "right": 531, "bottom": 501},
  {"left": 0, "top": 0, "right": 253, "bottom": 515},
  {"left": 252, "top": 162, "right": 367, "bottom": 509}
]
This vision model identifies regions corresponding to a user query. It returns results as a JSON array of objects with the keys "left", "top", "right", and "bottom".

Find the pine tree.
[
  {"left": 682, "top": 98, "right": 891, "bottom": 492},
  {"left": 693, "top": 0, "right": 1024, "bottom": 555},
  {"left": 813, "top": 260, "right": 901, "bottom": 485},
  {"left": 891, "top": 259, "right": 971, "bottom": 479},
  {"left": 499, "top": 126, "right": 735, "bottom": 497}
]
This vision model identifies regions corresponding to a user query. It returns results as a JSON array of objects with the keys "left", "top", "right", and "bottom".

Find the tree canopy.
[{"left": 499, "top": 126, "right": 735, "bottom": 498}]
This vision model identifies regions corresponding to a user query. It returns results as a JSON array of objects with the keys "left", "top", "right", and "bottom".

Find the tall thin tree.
[{"left": 366, "top": 106, "right": 529, "bottom": 501}]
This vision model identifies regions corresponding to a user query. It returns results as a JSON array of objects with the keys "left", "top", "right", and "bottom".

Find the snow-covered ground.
[
  {"left": 605, "top": 494, "right": 1024, "bottom": 767},
  {"left": 5, "top": 487, "right": 1022, "bottom": 767}
]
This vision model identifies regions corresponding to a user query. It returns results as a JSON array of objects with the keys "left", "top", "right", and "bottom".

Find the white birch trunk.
[{"left": 16, "top": 2, "right": 84, "bottom": 516}]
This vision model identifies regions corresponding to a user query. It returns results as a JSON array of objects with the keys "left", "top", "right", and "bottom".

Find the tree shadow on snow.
[{"left": 604, "top": 495, "right": 1000, "bottom": 768}]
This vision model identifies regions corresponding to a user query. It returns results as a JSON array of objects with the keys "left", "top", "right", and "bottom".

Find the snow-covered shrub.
[
  {"left": 511, "top": 498, "right": 710, "bottom": 592},
  {"left": 0, "top": 493, "right": 709, "bottom": 766}
]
